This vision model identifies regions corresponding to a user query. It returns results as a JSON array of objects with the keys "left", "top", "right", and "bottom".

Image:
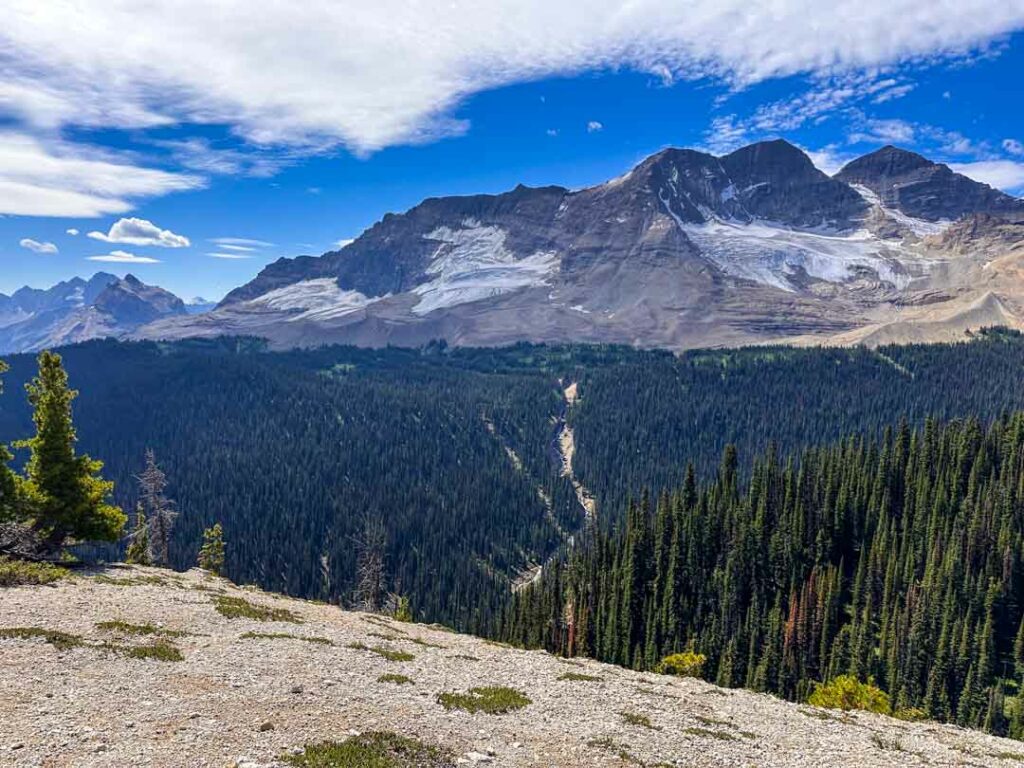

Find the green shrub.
[
  {"left": 436, "top": 686, "right": 531, "bottom": 714},
  {"left": 284, "top": 731, "right": 454, "bottom": 767},
  {"left": 621, "top": 711, "right": 657, "bottom": 729},
  {"left": 807, "top": 675, "right": 891, "bottom": 715},
  {"left": 213, "top": 595, "right": 300, "bottom": 623},
  {"left": 369, "top": 645, "right": 415, "bottom": 662},
  {"left": 0, "top": 557, "right": 69, "bottom": 587},
  {"left": 656, "top": 651, "right": 707, "bottom": 678}
]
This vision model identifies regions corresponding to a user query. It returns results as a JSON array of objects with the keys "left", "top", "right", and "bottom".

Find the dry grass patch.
[{"left": 621, "top": 711, "right": 659, "bottom": 730}]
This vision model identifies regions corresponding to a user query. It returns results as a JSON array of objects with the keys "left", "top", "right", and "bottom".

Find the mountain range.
[
  {"left": 6, "top": 140, "right": 1024, "bottom": 354},
  {"left": 0, "top": 273, "right": 188, "bottom": 354}
]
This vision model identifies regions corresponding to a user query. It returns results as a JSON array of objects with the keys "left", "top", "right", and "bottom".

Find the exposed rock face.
[
  {"left": 835, "top": 145, "right": 1024, "bottom": 222},
  {"left": 3, "top": 566, "right": 1023, "bottom": 767},
  {"left": 130, "top": 140, "right": 1021, "bottom": 350},
  {"left": 0, "top": 274, "right": 188, "bottom": 354}
]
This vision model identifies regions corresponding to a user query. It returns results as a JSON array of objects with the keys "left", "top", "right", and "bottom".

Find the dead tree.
[
  {"left": 136, "top": 449, "right": 177, "bottom": 567},
  {"left": 351, "top": 512, "right": 387, "bottom": 612}
]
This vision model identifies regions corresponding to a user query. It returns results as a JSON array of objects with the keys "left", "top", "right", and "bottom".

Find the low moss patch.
[
  {"left": 451, "top": 654, "right": 479, "bottom": 662},
  {"left": 284, "top": 731, "right": 455, "bottom": 768},
  {"left": 241, "top": 631, "right": 332, "bottom": 645},
  {"left": 96, "top": 620, "right": 186, "bottom": 638},
  {"left": 437, "top": 686, "right": 530, "bottom": 714},
  {"left": 557, "top": 671, "right": 602, "bottom": 682},
  {"left": 378, "top": 673, "right": 413, "bottom": 685},
  {"left": 120, "top": 641, "right": 183, "bottom": 662},
  {"left": 0, "top": 557, "right": 69, "bottom": 587},
  {"left": 684, "top": 727, "right": 736, "bottom": 742},
  {"left": 213, "top": 595, "right": 300, "bottom": 623},
  {"left": 0, "top": 626, "right": 85, "bottom": 650},
  {"left": 409, "top": 637, "right": 445, "bottom": 649},
  {"left": 92, "top": 573, "right": 170, "bottom": 587},
  {"left": 621, "top": 711, "right": 658, "bottom": 730},
  {"left": 370, "top": 646, "right": 415, "bottom": 662}
]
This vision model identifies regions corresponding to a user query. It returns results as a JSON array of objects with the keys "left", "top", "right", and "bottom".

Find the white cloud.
[
  {"left": 1004, "top": 139, "right": 1024, "bottom": 156},
  {"left": 804, "top": 146, "right": 853, "bottom": 176},
  {"left": 211, "top": 237, "right": 273, "bottom": 247},
  {"left": 87, "top": 249, "right": 161, "bottom": 264},
  {"left": 334, "top": 238, "right": 355, "bottom": 249},
  {"left": 0, "top": 131, "right": 202, "bottom": 217},
  {"left": 586, "top": 121, "right": 603, "bottom": 133},
  {"left": 215, "top": 244, "right": 255, "bottom": 252},
  {"left": 702, "top": 115, "right": 749, "bottom": 154},
  {"left": 546, "top": 128, "right": 558, "bottom": 137},
  {"left": 4, "top": 1, "right": 1021, "bottom": 154},
  {"left": 65, "top": 227, "right": 78, "bottom": 235},
  {"left": 87, "top": 217, "right": 190, "bottom": 247},
  {"left": 207, "top": 251, "right": 252, "bottom": 260},
  {"left": 950, "top": 160, "right": 1024, "bottom": 192},
  {"left": 849, "top": 118, "right": 916, "bottom": 145},
  {"left": 19, "top": 237, "right": 58, "bottom": 254}
]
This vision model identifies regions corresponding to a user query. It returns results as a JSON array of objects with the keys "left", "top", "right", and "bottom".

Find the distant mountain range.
[
  {"left": 0, "top": 273, "right": 188, "bottom": 354},
  {"left": 7, "top": 140, "right": 1024, "bottom": 354}
]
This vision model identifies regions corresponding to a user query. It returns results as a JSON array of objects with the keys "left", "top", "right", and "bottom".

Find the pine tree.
[
  {"left": 197, "top": 522, "right": 225, "bottom": 575},
  {"left": 125, "top": 503, "right": 151, "bottom": 565},
  {"left": 15, "top": 351, "right": 124, "bottom": 553}
]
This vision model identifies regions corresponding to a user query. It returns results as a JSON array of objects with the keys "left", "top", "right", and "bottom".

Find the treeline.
[{"left": 497, "top": 413, "right": 1024, "bottom": 736}]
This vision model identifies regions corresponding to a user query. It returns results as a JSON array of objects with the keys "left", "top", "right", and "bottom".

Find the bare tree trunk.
[{"left": 352, "top": 512, "right": 387, "bottom": 612}]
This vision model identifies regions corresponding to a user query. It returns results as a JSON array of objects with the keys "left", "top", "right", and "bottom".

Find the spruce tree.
[
  {"left": 16, "top": 351, "right": 124, "bottom": 553},
  {"left": 197, "top": 522, "right": 225, "bottom": 575},
  {"left": 0, "top": 359, "right": 17, "bottom": 524},
  {"left": 125, "top": 503, "right": 151, "bottom": 566}
]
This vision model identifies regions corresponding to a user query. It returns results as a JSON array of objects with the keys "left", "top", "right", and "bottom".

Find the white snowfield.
[
  {"left": 245, "top": 278, "right": 382, "bottom": 322},
  {"left": 412, "top": 221, "right": 559, "bottom": 316},
  {"left": 682, "top": 219, "right": 919, "bottom": 292}
]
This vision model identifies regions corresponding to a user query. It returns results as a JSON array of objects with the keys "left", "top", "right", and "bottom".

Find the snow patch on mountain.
[
  {"left": 851, "top": 185, "right": 951, "bottom": 237},
  {"left": 683, "top": 220, "right": 915, "bottom": 292},
  {"left": 246, "top": 278, "right": 380, "bottom": 321},
  {"left": 412, "top": 221, "right": 559, "bottom": 315}
]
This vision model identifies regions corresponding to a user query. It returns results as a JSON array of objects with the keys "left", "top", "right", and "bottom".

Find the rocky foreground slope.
[{"left": 2, "top": 566, "right": 1023, "bottom": 767}]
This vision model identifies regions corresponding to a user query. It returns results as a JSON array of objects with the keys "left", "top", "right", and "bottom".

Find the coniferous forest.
[
  {"left": 498, "top": 414, "right": 1024, "bottom": 736},
  {"left": 4, "top": 330, "right": 1024, "bottom": 652}
]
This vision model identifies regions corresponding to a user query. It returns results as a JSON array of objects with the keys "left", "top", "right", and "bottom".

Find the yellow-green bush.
[
  {"left": 807, "top": 675, "right": 890, "bottom": 715},
  {"left": 656, "top": 650, "right": 707, "bottom": 678}
]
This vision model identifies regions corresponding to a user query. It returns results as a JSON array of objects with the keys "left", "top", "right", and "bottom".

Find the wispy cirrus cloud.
[
  {"left": 3, "top": 1, "right": 1023, "bottom": 155},
  {"left": 0, "top": 132, "right": 202, "bottom": 217},
  {"left": 86, "top": 249, "right": 161, "bottom": 264}
]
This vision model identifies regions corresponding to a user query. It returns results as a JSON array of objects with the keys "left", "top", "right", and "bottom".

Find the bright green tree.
[
  {"left": 125, "top": 503, "right": 151, "bottom": 566},
  {"left": 197, "top": 522, "right": 225, "bottom": 575},
  {"left": 16, "top": 351, "right": 125, "bottom": 552}
]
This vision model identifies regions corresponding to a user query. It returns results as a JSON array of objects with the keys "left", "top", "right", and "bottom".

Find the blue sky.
[{"left": 3, "top": 2, "right": 1024, "bottom": 300}]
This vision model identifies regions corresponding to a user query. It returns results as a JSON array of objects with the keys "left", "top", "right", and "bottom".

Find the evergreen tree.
[
  {"left": 197, "top": 522, "right": 225, "bottom": 575},
  {"left": 0, "top": 359, "right": 17, "bottom": 524},
  {"left": 125, "top": 503, "right": 150, "bottom": 565},
  {"left": 15, "top": 351, "right": 124, "bottom": 553}
]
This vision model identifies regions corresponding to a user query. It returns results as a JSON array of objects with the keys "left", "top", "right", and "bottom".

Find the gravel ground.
[{"left": 1, "top": 565, "right": 1021, "bottom": 767}]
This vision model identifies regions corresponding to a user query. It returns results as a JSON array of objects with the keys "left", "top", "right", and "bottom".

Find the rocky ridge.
[{"left": 2, "top": 566, "right": 1023, "bottom": 767}]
